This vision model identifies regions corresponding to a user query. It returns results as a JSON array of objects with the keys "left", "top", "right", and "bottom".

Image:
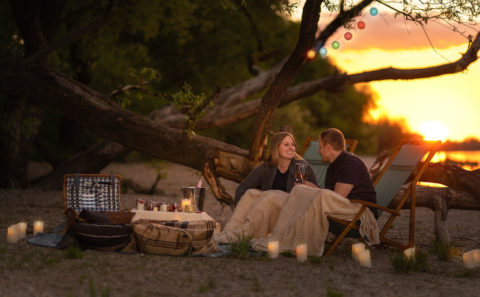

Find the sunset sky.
[{"left": 293, "top": 2, "right": 480, "bottom": 141}]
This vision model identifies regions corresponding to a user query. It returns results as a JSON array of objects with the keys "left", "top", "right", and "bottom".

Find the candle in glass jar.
[
  {"left": 403, "top": 247, "right": 416, "bottom": 259},
  {"left": 352, "top": 242, "right": 365, "bottom": 261},
  {"left": 17, "top": 222, "right": 27, "bottom": 239},
  {"left": 33, "top": 221, "right": 44, "bottom": 235},
  {"left": 7, "top": 225, "right": 19, "bottom": 243},
  {"left": 463, "top": 250, "right": 477, "bottom": 269},
  {"left": 296, "top": 244, "right": 307, "bottom": 262},
  {"left": 181, "top": 199, "right": 191, "bottom": 212},
  {"left": 268, "top": 241, "right": 279, "bottom": 259},
  {"left": 358, "top": 249, "right": 372, "bottom": 268}
]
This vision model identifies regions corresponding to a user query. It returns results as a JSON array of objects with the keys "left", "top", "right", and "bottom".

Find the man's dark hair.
[{"left": 319, "top": 128, "right": 345, "bottom": 151}]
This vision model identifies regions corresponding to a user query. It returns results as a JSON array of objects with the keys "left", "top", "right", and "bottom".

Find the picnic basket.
[{"left": 63, "top": 174, "right": 122, "bottom": 213}]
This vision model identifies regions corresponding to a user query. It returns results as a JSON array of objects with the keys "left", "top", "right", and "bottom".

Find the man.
[
  {"left": 303, "top": 128, "right": 378, "bottom": 220},
  {"left": 317, "top": 128, "right": 377, "bottom": 218}
]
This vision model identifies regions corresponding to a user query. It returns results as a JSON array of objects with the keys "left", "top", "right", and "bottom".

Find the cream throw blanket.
[{"left": 215, "top": 185, "right": 379, "bottom": 256}]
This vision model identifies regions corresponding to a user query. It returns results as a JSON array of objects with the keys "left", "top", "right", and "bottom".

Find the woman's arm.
[{"left": 234, "top": 163, "right": 265, "bottom": 206}]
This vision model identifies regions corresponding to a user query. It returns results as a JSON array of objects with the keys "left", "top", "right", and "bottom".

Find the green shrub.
[
  {"left": 280, "top": 251, "right": 295, "bottom": 258},
  {"left": 308, "top": 255, "right": 322, "bottom": 264},
  {"left": 431, "top": 239, "right": 455, "bottom": 261},
  {"left": 63, "top": 246, "right": 83, "bottom": 259},
  {"left": 326, "top": 288, "right": 344, "bottom": 297},
  {"left": 390, "top": 250, "right": 428, "bottom": 274},
  {"left": 229, "top": 236, "right": 251, "bottom": 259}
]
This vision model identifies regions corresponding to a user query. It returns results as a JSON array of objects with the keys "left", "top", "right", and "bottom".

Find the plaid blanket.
[{"left": 132, "top": 219, "right": 218, "bottom": 256}]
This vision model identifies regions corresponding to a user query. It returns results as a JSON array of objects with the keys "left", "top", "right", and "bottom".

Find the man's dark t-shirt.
[{"left": 325, "top": 151, "right": 378, "bottom": 218}]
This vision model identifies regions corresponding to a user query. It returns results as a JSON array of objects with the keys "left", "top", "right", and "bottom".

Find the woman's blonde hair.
[{"left": 266, "top": 132, "right": 303, "bottom": 165}]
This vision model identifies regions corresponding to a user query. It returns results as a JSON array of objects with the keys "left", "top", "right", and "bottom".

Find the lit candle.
[
  {"left": 16, "top": 222, "right": 27, "bottom": 239},
  {"left": 33, "top": 221, "right": 44, "bottom": 235},
  {"left": 404, "top": 247, "right": 416, "bottom": 259},
  {"left": 268, "top": 241, "right": 279, "bottom": 259},
  {"left": 463, "top": 250, "right": 477, "bottom": 269},
  {"left": 473, "top": 249, "right": 480, "bottom": 266},
  {"left": 358, "top": 249, "right": 372, "bottom": 268},
  {"left": 181, "top": 199, "right": 191, "bottom": 212},
  {"left": 352, "top": 242, "right": 365, "bottom": 261},
  {"left": 296, "top": 244, "right": 307, "bottom": 262},
  {"left": 7, "top": 225, "right": 19, "bottom": 243},
  {"left": 160, "top": 203, "right": 168, "bottom": 212}
]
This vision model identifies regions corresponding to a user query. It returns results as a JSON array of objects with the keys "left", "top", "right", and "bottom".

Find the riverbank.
[{"left": 1, "top": 161, "right": 479, "bottom": 297}]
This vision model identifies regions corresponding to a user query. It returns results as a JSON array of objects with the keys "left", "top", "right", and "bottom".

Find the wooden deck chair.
[
  {"left": 300, "top": 137, "right": 358, "bottom": 187},
  {"left": 323, "top": 140, "right": 439, "bottom": 256}
]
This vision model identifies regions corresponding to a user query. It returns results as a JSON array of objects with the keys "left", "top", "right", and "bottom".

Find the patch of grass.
[
  {"left": 308, "top": 255, "right": 322, "bottom": 264},
  {"left": 326, "top": 288, "right": 344, "bottom": 297},
  {"left": 390, "top": 250, "right": 429, "bottom": 274},
  {"left": 100, "top": 286, "right": 111, "bottom": 297},
  {"left": 431, "top": 239, "right": 455, "bottom": 261},
  {"left": 449, "top": 270, "right": 477, "bottom": 278},
  {"left": 43, "top": 256, "right": 61, "bottom": 265},
  {"left": 251, "top": 276, "right": 263, "bottom": 292},
  {"left": 89, "top": 280, "right": 96, "bottom": 297},
  {"left": 199, "top": 279, "right": 216, "bottom": 293},
  {"left": 229, "top": 236, "right": 251, "bottom": 259},
  {"left": 280, "top": 251, "right": 295, "bottom": 258},
  {"left": 63, "top": 246, "right": 83, "bottom": 259}
]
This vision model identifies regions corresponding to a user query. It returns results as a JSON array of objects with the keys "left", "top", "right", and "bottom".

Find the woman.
[{"left": 234, "top": 131, "right": 318, "bottom": 206}]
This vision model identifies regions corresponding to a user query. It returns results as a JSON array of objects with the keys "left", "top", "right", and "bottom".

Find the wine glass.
[{"left": 295, "top": 162, "right": 306, "bottom": 183}]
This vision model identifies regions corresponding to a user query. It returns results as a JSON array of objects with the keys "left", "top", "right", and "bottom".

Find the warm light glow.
[
  {"left": 418, "top": 120, "right": 449, "bottom": 141},
  {"left": 306, "top": 49, "right": 316, "bottom": 59}
]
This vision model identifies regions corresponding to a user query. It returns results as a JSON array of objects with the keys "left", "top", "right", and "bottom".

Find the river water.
[{"left": 432, "top": 150, "right": 480, "bottom": 171}]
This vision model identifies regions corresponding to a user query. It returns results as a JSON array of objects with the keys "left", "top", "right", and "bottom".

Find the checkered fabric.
[
  {"left": 64, "top": 174, "right": 121, "bottom": 212},
  {"left": 132, "top": 219, "right": 218, "bottom": 255}
]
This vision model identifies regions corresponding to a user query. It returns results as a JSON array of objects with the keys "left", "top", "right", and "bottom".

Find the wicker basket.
[{"left": 63, "top": 174, "right": 122, "bottom": 212}]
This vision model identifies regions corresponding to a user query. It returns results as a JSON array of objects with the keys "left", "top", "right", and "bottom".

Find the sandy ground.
[{"left": 1, "top": 161, "right": 480, "bottom": 297}]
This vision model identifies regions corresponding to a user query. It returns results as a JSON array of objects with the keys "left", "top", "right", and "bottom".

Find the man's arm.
[{"left": 334, "top": 182, "right": 354, "bottom": 198}]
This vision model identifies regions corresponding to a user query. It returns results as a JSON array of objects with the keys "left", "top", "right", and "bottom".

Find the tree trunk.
[
  {"left": 0, "top": 60, "right": 251, "bottom": 205},
  {"left": 421, "top": 162, "right": 480, "bottom": 198}
]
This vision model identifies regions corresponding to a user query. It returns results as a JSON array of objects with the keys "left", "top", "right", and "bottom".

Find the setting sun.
[{"left": 418, "top": 121, "right": 450, "bottom": 141}]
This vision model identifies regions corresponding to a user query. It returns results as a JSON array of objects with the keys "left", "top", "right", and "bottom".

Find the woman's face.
[{"left": 278, "top": 136, "right": 296, "bottom": 160}]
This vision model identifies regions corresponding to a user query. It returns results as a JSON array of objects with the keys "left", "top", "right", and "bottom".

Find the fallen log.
[{"left": 388, "top": 184, "right": 479, "bottom": 245}]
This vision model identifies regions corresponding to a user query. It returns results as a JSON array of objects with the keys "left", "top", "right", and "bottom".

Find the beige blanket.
[{"left": 215, "top": 185, "right": 379, "bottom": 256}]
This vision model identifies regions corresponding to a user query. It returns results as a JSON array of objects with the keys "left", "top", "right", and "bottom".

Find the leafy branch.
[{"left": 172, "top": 83, "right": 212, "bottom": 136}]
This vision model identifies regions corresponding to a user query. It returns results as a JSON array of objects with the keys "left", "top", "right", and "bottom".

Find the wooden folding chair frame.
[{"left": 323, "top": 140, "right": 438, "bottom": 256}]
